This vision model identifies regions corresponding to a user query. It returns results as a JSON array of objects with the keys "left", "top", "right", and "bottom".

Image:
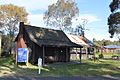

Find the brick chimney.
[
  {"left": 19, "top": 22, "right": 24, "bottom": 34},
  {"left": 16, "top": 22, "right": 27, "bottom": 48}
]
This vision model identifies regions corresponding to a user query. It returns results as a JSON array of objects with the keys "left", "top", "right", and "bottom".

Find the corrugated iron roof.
[
  {"left": 66, "top": 34, "right": 96, "bottom": 47},
  {"left": 66, "top": 34, "right": 89, "bottom": 46}
]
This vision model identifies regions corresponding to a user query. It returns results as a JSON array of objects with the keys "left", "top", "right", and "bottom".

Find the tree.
[
  {"left": 0, "top": 4, "right": 28, "bottom": 54},
  {"left": 93, "top": 38, "right": 96, "bottom": 42},
  {"left": 0, "top": 4, "right": 28, "bottom": 36},
  {"left": 43, "top": 0, "right": 79, "bottom": 31},
  {"left": 0, "top": 32, "right": 2, "bottom": 56},
  {"left": 74, "top": 19, "right": 88, "bottom": 37},
  {"left": 93, "top": 39, "right": 114, "bottom": 46},
  {"left": 108, "top": 0, "right": 120, "bottom": 38},
  {"left": 1, "top": 34, "right": 10, "bottom": 52},
  {"left": 109, "top": 0, "right": 120, "bottom": 12}
]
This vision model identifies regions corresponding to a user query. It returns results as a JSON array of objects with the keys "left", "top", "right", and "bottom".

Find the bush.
[
  {"left": 1, "top": 51, "right": 10, "bottom": 57},
  {"left": 99, "top": 54, "right": 104, "bottom": 59}
]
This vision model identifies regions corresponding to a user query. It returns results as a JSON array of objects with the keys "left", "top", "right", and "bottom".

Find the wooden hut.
[{"left": 15, "top": 22, "right": 82, "bottom": 64}]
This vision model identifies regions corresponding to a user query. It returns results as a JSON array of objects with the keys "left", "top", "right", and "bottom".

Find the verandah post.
[
  {"left": 80, "top": 48, "right": 82, "bottom": 63},
  {"left": 43, "top": 46, "right": 45, "bottom": 65},
  {"left": 66, "top": 47, "right": 68, "bottom": 62}
]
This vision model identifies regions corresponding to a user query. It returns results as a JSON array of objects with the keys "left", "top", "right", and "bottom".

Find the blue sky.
[{"left": 0, "top": 0, "right": 118, "bottom": 41}]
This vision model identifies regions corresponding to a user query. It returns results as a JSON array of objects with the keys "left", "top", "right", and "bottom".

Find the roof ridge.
[{"left": 24, "top": 24, "right": 62, "bottom": 31}]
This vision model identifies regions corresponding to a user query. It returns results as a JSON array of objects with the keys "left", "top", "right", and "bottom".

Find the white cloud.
[
  {"left": 85, "top": 31, "right": 118, "bottom": 41},
  {"left": 73, "top": 14, "right": 100, "bottom": 23},
  {"left": 72, "top": 14, "right": 101, "bottom": 28},
  {"left": 0, "top": 0, "right": 57, "bottom": 13},
  {"left": 28, "top": 14, "right": 46, "bottom": 27},
  {"left": 28, "top": 14, "right": 60, "bottom": 30},
  {"left": 79, "top": 14, "right": 101, "bottom": 23}
]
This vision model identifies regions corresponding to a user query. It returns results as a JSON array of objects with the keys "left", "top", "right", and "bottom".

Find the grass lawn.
[
  {"left": 0, "top": 57, "right": 120, "bottom": 76},
  {"left": 96, "top": 53, "right": 119, "bottom": 57}
]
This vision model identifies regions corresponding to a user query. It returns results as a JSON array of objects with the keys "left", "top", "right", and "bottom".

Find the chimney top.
[{"left": 20, "top": 22, "right": 24, "bottom": 26}]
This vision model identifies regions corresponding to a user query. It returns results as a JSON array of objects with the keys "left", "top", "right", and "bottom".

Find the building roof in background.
[{"left": 104, "top": 45, "right": 120, "bottom": 49}]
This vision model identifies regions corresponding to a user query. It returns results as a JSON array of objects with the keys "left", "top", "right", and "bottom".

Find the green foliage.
[
  {"left": 98, "top": 54, "right": 104, "bottom": 59},
  {"left": 93, "top": 39, "right": 116, "bottom": 46},
  {"left": 1, "top": 34, "right": 15, "bottom": 56},
  {"left": 0, "top": 4, "right": 28, "bottom": 34},
  {"left": 108, "top": 0, "right": 120, "bottom": 38},
  {"left": 108, "top": 12, "right": 120, "bottom": 37},
  {"left": 108, "top": 12, "right": 120, "bottom": 26},
  {"left": 96, "top": 53, "right": 120, "bottom": 57},
  {"left": 43, "top": 0, "right": 79, "bottom": 31},
  {"left": 109, "top": 0, "right": 120, "bottom": 12}
]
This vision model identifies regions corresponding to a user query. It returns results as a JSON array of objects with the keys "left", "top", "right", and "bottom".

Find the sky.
[{"left": 0, "top": 0, "right": 118, "bottom": 41}]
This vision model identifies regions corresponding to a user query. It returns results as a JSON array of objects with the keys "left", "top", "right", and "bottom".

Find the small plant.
[
  {"left": 88, "top": 58, "right": 93, "bottom": 61},
  {"left": 99, "top": 54, "right": 104, "bottom": 59}
]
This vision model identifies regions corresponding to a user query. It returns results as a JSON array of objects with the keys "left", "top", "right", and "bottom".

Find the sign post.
[
  {"left": 38, "top": 58, "right": 42, "bottom": 74},
  {"left": 17, "top": 48, "right": 29, "bottom": 66}
]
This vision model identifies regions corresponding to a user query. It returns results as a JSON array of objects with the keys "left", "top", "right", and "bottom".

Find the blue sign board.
[{"left": 17, "top": 48, "right": 29, "bottom": 62}]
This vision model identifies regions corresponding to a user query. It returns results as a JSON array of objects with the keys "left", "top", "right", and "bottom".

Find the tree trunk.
[{"left": 0, "top": 33, "right": 2, "bottom": 57}]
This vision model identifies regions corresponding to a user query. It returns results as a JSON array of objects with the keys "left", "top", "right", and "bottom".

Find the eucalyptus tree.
[
  {"left": 108, "top": 0, "right": 120, "bottom": 38},
  {"left": 43, "top": 0, "right": 79, "bottom": 31},
  {"left": 74, "top": 19, "right": 88, "bottom": 37},
  {"left": 0, "top": 4, "right": 28, "bottom": 54},
  {"left": 0, "top": 4, "right": 28, "bottom": 37}
]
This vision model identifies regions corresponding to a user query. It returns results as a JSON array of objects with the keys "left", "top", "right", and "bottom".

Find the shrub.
[
  {"left": 99, "top": 54, "right": 104, "bottom": 59},
  {"left": 1, "top": 51, "right": 10, "bottom": 57}
]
